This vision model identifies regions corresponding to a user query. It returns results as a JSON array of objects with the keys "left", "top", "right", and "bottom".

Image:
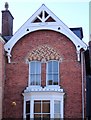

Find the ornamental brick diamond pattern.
[{"left": 28, "top": 45, "right": 61, "bottom": 61}]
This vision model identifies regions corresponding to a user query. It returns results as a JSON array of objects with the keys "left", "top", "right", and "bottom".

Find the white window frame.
[
  {"left": 28, "top": 61, "right": 41, "bottom": 86},
  {"left": 34, "top": 100, "right": 50, "bottom": 119},
  {"left": 23, "top": 91, "right": 64, "bottom": 119},
  {"left": 46, "top": 60, "right": 60, "bottom": 86}
]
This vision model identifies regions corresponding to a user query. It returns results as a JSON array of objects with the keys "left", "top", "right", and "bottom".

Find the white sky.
[{"left": 0, "top": 0, "right": 90, "bottom": 44}]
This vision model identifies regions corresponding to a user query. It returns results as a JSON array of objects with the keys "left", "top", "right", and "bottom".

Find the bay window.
[{"left": 24, "top": 94, "right": 64, "bottom": 119}]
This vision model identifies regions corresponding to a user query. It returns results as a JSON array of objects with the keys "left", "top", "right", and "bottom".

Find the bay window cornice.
[{"left": 24, "top": 86, "right": 64, "bottom": 93}]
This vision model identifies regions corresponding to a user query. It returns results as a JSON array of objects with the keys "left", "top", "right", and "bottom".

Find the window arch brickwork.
[{"left": 28, "top": 45, "right": 62, "bottom": 61}]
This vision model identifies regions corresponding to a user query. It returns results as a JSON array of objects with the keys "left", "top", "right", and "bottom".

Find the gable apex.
[
  {"left": 23, "top": 4, "right": 62, "bottom": 25},
  {"left": 31, "top": 4, "right": 56, "bottom": 23},
  {"left": 4, "top": 4, "right": 87, "bottom": 63}
]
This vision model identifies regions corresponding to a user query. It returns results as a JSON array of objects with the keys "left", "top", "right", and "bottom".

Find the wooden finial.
[{"left": 5, "top": 2, "right": 9, "bottom": 10}]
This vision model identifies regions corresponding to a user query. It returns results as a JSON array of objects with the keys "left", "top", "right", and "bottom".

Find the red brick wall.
[
  {"left": 3, "top": 30, "right": 82, "bottom": 118},
  {"left": 0, "top": 40, "right": 5, "bottom": 120}
]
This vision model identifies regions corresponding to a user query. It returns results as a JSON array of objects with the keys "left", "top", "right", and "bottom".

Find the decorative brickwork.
[{"left": 28, "top": 45, "right": 61, "bottom": 61}]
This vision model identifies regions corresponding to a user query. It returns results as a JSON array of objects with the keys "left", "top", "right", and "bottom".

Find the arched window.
[
  {"left": 46, "top": 60, "right": 59, "bottom": 85},
  {"left": 29, "top": 61, "right": 41, "bottom": 85}
]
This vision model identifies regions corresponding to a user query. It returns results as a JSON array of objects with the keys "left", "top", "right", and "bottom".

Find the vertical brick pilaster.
[{"left": 41, "top": 63, "right": 46, "bottom": 87}]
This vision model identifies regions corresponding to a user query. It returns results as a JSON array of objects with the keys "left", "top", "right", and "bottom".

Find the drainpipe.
[{"left": 81, "top": 51, "right": 85, "bottom": 120}]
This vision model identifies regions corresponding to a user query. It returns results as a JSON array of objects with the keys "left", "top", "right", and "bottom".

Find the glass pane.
[
  {"left": 48, "top": 61, "right": 52, "bottom": 73},
  {"left": 36, "top": 75, "right": 41, "bottom": 85},
  {"left": 26, "top": 101, "right": 30, "bottom": 113},
  {"left": 48, "top": 74, "right": 52, "bottom": 85},
  {"left": 30, "top": 75, "right": 41, "bottom": 85},
  {"left": 30, "top": 62, "right": 35, "bottom": 73},
  {"left": 54, "top": 114, "right": 61, "bottom": 118},
  {"left": 42, "top": 101, "right": 50, "bottom": 113},
  {"left": 34, "top": 101, "right": 41, "bottom": 113},
  {"left": 26, "top": 114, "right": 30, "bottom": 120},
  {"left": 30, "top": 61, "right": 41, "bottom": 74},
  {"left": 54, "top": 101, "right": 60, "bottom": 113},
  {"left": 53, "top": 74, "right": 58, "bottom": 85},
  {"left": 43, "top": 114, "right": 50, "bottom": 119},
  {"left": 48, "top": 80, "right": 52, "bottom": 85},
  {"left": 53, "top": 61, "right": 58, "bottom": 72},
  {"left": 36, "top": 62, "right": 41, "bottom": 74},
  {"left": 34, "top": 114, "right": 41, "bottom": 119},
  {"left": 30, "top": 74, "right": 35, "bottom": 85}
]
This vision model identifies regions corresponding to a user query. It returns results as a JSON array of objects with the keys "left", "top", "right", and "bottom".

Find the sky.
[
  {"left": 0, "top": 0, "right": 90, "bottom": 44},
  {"left": 89, "top": 1, "right": 91, "bottom": 41}
]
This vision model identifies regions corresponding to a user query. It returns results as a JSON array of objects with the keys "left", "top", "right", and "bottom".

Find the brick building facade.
[
  {"left": 0, "top": 36, "right": 5, "bottom": 120},
  {"left": 1, "top": 3, "right": 87, "bottom": 119}
]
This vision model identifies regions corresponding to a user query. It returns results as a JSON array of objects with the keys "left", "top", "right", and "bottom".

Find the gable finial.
[
  {"left": 42, "top": 4, "right": 45, "bottom": 6},
  {"left": 5, "top": 2, "right": 9, "bottom": 10}
]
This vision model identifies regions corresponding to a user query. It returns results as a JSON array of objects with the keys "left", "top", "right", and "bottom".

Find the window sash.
[
  {"left": 34, "top": 100, "right": 50, "bottom": 119},
  {"left": 47, "top": 60, "right": 59, "bottom": 85},
  {"left": 54, "top": 101, "right": 61, "bottom": 118},
  {"left": 30, "top": 74, "right": 41, "bottom": 85},
  {"left": 29, "top": 61, "right": 41, "bottom": 85}
]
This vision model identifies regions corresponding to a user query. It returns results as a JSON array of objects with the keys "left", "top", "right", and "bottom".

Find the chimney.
[{"left": 1, "top": 2, "right": 14, "bottom": 41}]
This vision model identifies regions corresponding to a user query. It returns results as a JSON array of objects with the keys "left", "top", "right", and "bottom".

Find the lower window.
[
  {"left": 54, "top": 101, "right": 61, "bottom": 119},
  {"left": 34, "top": 100, "right": 50, "bottom": 119},
  {"left": 25, "top": 100, "right": 62, "bottom": 119}
]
